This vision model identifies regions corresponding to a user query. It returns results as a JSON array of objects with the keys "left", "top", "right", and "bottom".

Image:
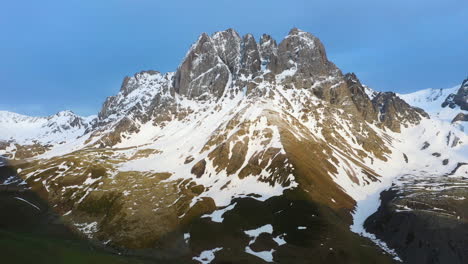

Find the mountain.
[
  {"left": 442, "top": 78, "right": 468, "bottom": 111},
  {"left": 1, "top": 28, "right": 467, "bottom": 264},
  {"left": 398, "top": 78, "right": 468, "bottom": 129},
  {"left": 0, "top": 110, "right": 95, "bottom": 159},
  {"left": 397, "top": 86, "right": 459, "bottom": 120}
]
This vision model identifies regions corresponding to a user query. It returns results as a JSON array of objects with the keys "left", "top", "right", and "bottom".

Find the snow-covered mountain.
[
  {"left": 398, "top": 78, "right": 468, "bottom": 130},
  {"left": 398, "top": 82, "right": 468, "bottom": 122},
  {"left": 1, "top": 28, "right": 467, "bottom": 264},
  {"left": 397, "top": 86, "right": 458, "bottom": 120},
  {"left": 0, "top": 110, "right": 95, "bottom": 145}
]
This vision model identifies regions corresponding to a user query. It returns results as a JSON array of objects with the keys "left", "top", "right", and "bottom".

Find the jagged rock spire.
[
  {"left": 173, "top": 32, "right": 230, "bottom": 99},
  {"left": 259, "top": 34, "right": 277, "bottom": 68},
  {"left": 239, "top": 33, "right": 261, "bottom": 76}
]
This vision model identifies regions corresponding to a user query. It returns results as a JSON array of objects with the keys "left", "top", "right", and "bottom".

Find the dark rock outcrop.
[
  {"left": 453, "top": 78, "right": 468, "bottom": 110},
  {"left": 372, "top": 92, "right": 428, "bottom": 132},
  {"left": 259, "top": 34, "right": 277, "bottom": 68},
  {"left": 344, "top": 73, "right": 377, "bottom": 122},
  {"left": 365, "top": 175, "right": 468, "bottom": 264},
  {"left": 442, "top": 78, "right": 468, "bottom": 110},
  {"left": 452, "top": 112, "right": 468, "bottom": 123}
]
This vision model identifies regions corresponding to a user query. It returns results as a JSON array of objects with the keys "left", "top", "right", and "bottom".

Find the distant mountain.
[
  {"left": 398, "top": 78, "right": 468, "bottom": 129},
  {"left": 0, "top": 28, "right": 467, "bottom": 264},
  {"left": 0, "top": 110, "right": 95, "bottom": 144}
]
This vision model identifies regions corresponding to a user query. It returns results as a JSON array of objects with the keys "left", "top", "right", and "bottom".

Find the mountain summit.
[{"left": 1, "top": 29, "right": 467, "bottom": 264}]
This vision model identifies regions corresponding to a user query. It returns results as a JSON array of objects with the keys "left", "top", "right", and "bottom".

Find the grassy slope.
[{"left": 0, "top": 230, "right": 143, "bottom": 264}]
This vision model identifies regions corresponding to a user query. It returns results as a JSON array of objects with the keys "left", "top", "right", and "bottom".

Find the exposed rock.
[
  {"left": 453, "top": 78, "right": 468, "bottom": 110},
  {"left": 442, "top": 78, "right": 468, "bottom": 110},
  {"left": 98, "top": 70, "right": 174, "bottom": 122},
  {"left": 344, "top": 73, "right": 377, "bottom": 122},
  {"left": 452, "top": 112, "right": 468, "bottom": 123},
  {"left": 421, "top": 141, "right": 430, "bottom": 150},
  {"left": 259, "top": 34, "right": 277, "bottom": 69},
  {"left": 98, "top": 117, "right": 139, "bottom": 146},
  {"left": 211, "top": 28, "right": 242, "bottom": 74},
  {"left": 239, "top": 34, "right": 261, "bottom": 76},
  {"left": 441, "top": 93, "right": 456, "bottom": 108},
  {"left": 191, "top": 159, "right": 207, "bottom": 178},
  {"left": 184, "top": 155, "right": 195, "bottom": 164},
  {"left": 121, "top": 70, "right": 160, "bottom": 96},
  {"left": 173, "top": 33, "right": 230, "bottom": 99},
  {"left": 270, "top": 28, "right": 339, "bottom": 78},
  {"left": 372, "top": 92, "right": 428, "bottom": 132},
  {"left": 365, "top": 174, "right": 468, "bottom": 264}
]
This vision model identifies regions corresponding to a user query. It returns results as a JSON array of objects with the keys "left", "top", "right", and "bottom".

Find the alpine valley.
[{"left": 1, "top": 28, "right": 467, "bottom": 264}]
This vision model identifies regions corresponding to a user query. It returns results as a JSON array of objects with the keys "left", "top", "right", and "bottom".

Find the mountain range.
[{"left": 0, "top": 28, "right": 467, "bottom": 264}]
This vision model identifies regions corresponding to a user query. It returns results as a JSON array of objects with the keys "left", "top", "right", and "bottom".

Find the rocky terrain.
[
  {"left": 365, "top": 169, "right": 468, "bottom": 264},
  {"left": 0, "top": 28, "right": 466, "bottom": 263}
]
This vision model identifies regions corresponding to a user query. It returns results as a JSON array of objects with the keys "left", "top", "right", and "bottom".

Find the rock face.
[
  {"left": 454, "top": 78, "right": 468, "bottom": 110},
  {"left": 344, "top": 73, "right": 377, "bottom": 122},
  {"left": 452, "top": 112, "right": 468, "bottom": 123},
  {"left": 372, "top": 92, "right": 428, "bottom": 132},
  {"left": 259, "top": 34, "right": 277, "bottom": 68},
  {"left": 365, "top": 173, "right": 468, "bottom": 264},
  {"left": 239, "top": 34, "right": 261, "bottom": 76},
  {"left": 442, "top": 78, "right": 468, "bottom": 110},
  {"left": 173, "top": 33, "right": 231, "bottom": 99},
  {"left": 98, "top": 70, "right": 174, "bottom": 122},
  {"left": 270, "top": 28, "right": 338, "bottom": 77},
  {"left": 211, "top": 29, "right": 242, "bottom": 74}
]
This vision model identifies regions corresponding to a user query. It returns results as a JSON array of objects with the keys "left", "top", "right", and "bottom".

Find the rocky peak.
[
  {"left": 372, "top": 92, "right": 428, "bottom": 132},
  {"left": 454, "top": 78, "right": 468, "bottom": 110},
  {"left": 120, "top": 70, "right": 161, "bottom": 96},
  {"left": 344, "top": 73, "right": 377, "bottom": 122},
  {"left": 173, "top": 32, "right": 230, "bottom": 100},
  {"left": 99, "top": 70, "right": 173, "bottom": 122},
  {"left": 45, "top": 110, "right": 90, "bottom": 132},
  {"left": 98, "top": 28, "right": 432, "bottom": 140},
  {"left": 239, "top": 33, "right": 261, "bottom": 76},
  {"left": 259, "top": 34, "right": 278, "bottom": 68},
  {"left": 269, "top": 28, "right": 338, "bottom": 77},
  {"left": 211, "top": 28, "right": 242, "bottom": 74},
  {"left": 441, "top": 78, "right": 468, "bottom": 110}
]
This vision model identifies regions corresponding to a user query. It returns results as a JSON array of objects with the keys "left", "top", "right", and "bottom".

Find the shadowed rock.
[
  {"left": 239, "top": 34, "right": 261, "bottom": 76},
  {"left": 174, "top": 33, "right": 230, "bottom": 99},
  {"left": 442, "top": 78, "right": 468, "bottom": 110},
  {"left": 259, "top": 34, "right": 278, "bottom": 69}
]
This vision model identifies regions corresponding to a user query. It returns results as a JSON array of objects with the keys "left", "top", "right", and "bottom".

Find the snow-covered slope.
[
  {"left": 0, "top": 110, "right": 95, "bottom": 145},
  {"left": 398, "top": 80, "right": 468, "bottom": 125},
  {"left": 397, "top": 86, "right": 461, "bottom": 121}
]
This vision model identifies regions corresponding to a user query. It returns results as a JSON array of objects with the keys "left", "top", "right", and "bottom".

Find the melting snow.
[
  {"left": 192, "top": 247, "right": 223, "bottom": 264},
  {"left": 244, "top": 224, "right": 275, "bottom": 262}
]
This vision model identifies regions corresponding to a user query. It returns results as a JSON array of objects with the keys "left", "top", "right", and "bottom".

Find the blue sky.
[{"left": 1, "top": 0, "right": 467, "bottom": 116}]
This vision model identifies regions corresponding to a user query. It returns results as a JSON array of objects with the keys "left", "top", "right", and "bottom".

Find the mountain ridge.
[{"left": 0, "top": 28, "right": 467, "bottom": 264}]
